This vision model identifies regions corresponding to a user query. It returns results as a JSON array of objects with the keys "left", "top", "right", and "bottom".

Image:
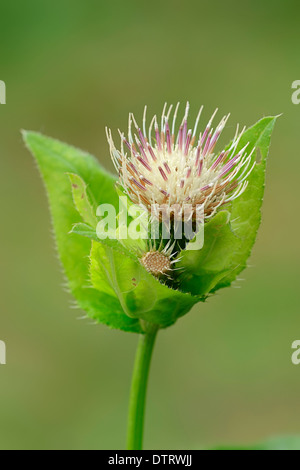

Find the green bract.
[{"left": 23, "top": 116, "right": 277, "bottom": 333}]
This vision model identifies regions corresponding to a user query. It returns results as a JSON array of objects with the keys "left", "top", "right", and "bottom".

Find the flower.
[
  {"left": 106, "top": 102, "right": 255, "bottom": 222},
  {"left": 24, "top": 113, "right": 277, "bottom": 331}
]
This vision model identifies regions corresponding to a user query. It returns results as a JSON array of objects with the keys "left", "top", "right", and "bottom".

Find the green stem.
[{"left": 127, "top": 323, "right": 159, "bottom": 450}]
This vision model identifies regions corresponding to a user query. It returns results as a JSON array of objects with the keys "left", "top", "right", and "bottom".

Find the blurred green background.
[{"left": 0, "top": 0, "right": 299, "bottom": 450}]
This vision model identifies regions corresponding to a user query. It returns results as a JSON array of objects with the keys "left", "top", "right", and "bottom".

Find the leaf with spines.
[
  {"left": 23, "top": 131, "right": 141, "bottom": 333},
  {"left": 214, "top": 116, "right": 278, "bottom": 290},
  {"left": 24, "top": 115, "right": 277, "bottom": 332},
  {"left": 178, "top": 211, "right": 240, "bottom": 296},
  {"left": 90, "top": 240, "right": 199, "bottom": 328},
  {"left": 68, "top": 173, "right": 98, "bottom": 228}
]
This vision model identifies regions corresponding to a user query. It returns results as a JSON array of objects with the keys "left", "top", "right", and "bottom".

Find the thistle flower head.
[{"left": 106, "top": 103, "right": 255, "bottom": 221}]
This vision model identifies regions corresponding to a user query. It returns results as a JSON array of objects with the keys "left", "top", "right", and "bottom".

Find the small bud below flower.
[
  {"left": 141, "top": 251, "right": 171, "bottom": 277},
  {"left": 106, "top": 102, "right": 255, "bottom": 223}
]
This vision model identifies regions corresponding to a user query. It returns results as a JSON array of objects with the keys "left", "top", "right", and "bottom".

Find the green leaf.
[
  {"left": 214, "top": 116, "right": 278, "bottom": 290},
  {"left": 68, "top": 173, "right": 98, "bottom": 228},
  {"left": 71, "top": 222, "right": 141, "bottom": 260},
  {"left": 178, "top": 116, "right": 278, "bottom": 297},
  {"left": 178, "top": 211, "right": 240, "bottom": 296},
  {"left": 71, "top": 222, "right": 100, "bottom": 242},
  {"left": 212, "top": 435, "right": 300, "bottom": 451},
  {"left": 23, "top": 131, "right": 141, "bottom": 333},
  {"left": 90, "top": 241, "right": 199, "bottom": 329}
]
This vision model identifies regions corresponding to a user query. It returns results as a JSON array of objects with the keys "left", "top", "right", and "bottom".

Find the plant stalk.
[{"left": 127, "top": 323, "right": 159, "bottom": 450}]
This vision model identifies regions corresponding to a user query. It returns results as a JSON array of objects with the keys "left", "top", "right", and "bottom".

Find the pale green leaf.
[
  {"left": 90, "top": 241, "right": 199, "bottom": 328},
  {"left": 177, "top": 116, "right": 278, "bottom": 296},
  {"left": 214, "top": 116, "right": 278, "bottom": 290},
  {"left": 178, "top": 211, "right": 240, "bottom": 296}
]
